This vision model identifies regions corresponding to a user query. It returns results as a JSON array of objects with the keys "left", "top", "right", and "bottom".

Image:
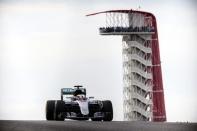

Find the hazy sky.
[{"left": 0, "top": 0, "right": 196, "bottom": 122}]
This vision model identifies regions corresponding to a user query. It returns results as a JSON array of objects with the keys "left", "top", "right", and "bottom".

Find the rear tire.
[
  {"left": 46, "top": 100, "right": 55, "bottom": 120},
  {"left": 102, "top": 100, "right": 113, "bottom": 121}
]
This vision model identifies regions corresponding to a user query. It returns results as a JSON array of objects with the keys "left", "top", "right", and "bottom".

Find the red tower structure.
[{"left": 87, "top": 9, "right": 166, "bottom": 122}]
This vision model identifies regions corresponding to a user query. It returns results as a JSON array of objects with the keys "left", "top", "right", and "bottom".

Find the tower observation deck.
[{"left": 87, "top": 9, "right": 166, "bottom": 122}]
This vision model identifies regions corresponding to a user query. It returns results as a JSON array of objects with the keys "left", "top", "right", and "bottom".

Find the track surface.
[{"left": 0, "top": 120, "right": 196, "bottom": 131}]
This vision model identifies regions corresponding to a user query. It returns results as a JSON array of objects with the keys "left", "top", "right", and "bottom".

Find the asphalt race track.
[{"left": 0, "top": 120, "right": 196, "bottom": 131}]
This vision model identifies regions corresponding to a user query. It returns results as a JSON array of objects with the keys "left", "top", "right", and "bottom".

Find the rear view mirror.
[{"left": 89, "top": 96, "right": 94, "bottom": 99}]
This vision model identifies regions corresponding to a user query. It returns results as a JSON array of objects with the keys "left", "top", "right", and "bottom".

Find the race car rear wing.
[{"left": 61, "top": 87, "right": 86, "bottom": 100}]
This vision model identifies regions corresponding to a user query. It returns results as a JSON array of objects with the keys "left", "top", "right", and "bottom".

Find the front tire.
[
  {"left": 54, "top": 100, "right": 65, "bottom": 121},
  {"left": 102, "top": 100, "right": 113, "bottom": 121}
]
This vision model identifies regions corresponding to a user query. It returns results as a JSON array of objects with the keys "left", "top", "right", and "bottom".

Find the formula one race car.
[{"left": 46, "top": 85, "right": 113, "bottom": 121}]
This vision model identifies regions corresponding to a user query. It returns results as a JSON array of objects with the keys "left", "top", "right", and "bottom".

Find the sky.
[{"left": 0, "top": 0, "right": 196, "bottom": 122}]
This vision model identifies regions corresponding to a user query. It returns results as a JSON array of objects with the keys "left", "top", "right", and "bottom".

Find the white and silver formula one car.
[{"left": 46, "top": 85, "right": 113, "bottom": 121}]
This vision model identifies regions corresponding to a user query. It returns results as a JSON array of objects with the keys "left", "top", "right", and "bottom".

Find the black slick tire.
[
  {"left": 54, "top": 100, "right": 65, "bottom": 121},
  {"left": 102, "top": 100, "right": 113, "bottom": 121},
  {"left": 46, "top": 100, "right": 55, "bottom": 120}
]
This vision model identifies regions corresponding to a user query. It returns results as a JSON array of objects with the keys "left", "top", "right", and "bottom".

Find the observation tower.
[{"left": 87, "top": 9, "right": 166, "bottom": 122}]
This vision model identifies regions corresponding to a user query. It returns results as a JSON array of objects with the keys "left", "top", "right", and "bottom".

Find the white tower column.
[{"left": 122, "top": 33, "right": 153, "bottom": 121}]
